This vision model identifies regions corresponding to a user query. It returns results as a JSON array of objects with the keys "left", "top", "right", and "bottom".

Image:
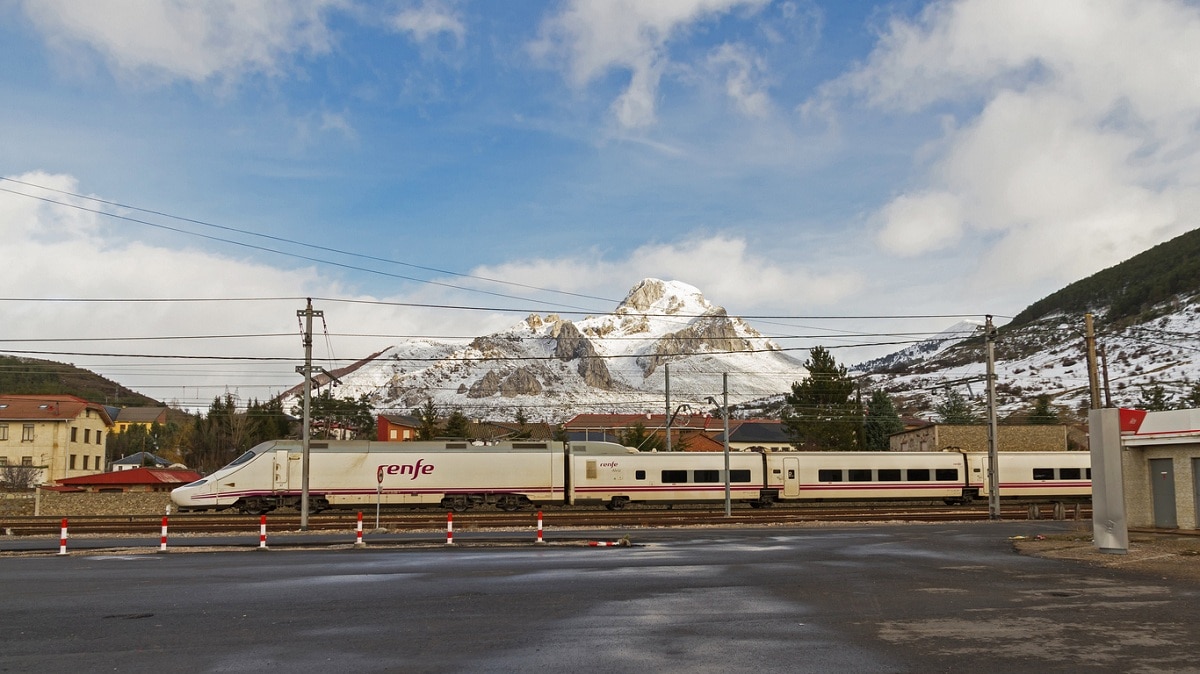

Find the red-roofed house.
[
  {"left": 0, "top": 394, "right": 113, "bottom": 484},
  {"left": 54, "top": 467, "right": 202, "bottom": 493}
]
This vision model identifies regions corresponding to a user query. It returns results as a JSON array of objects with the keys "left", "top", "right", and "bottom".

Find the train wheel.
[{"left": 605, "top": 497, "right": 629, "bottom": 511}]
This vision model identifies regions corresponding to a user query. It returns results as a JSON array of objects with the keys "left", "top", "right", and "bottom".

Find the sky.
[{"left": 2, "top": 0, "right": 1199, "bottom": 411}]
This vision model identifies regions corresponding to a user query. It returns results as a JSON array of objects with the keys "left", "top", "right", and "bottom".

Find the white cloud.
[
  {"left": 824, "top": 0, "right": 1200, "bottom": 293},
  {"left": 0, "top": 172, "right": 484, "bottom": 410},
  {"left": 530, "top": 0, "right": 770, "bottom": 129},
  {"left": 467, "top": 234, "right": 863, "bottom": 314},
  {"left": 708, "top": 43, "right": 772, "bottom": 118},
  {"left": 390, "top": 1, "right": 466, "bottom": 46},
  {"left": 876, "top": 191, "right": 964, "bottom": 256},
  {"left": 19, "top": 0, "right": 344, "bottom": 85}
]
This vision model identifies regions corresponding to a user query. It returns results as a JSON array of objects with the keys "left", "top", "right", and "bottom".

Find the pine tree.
[
  {"left": 781, "top": 346, "right": 859, "bottom": 450},
  {"left": 935, "top": 389, "right": 979, "bottom": 424},
  {"left": 619, "top": 422, "right": 664, "bottom": 452},
  {"left": 413, "top": 398, "right": 439, "bottom": 440},
  {"left": 1138, "top": 384, "right": 1173, "bottom": 411},
  {"left": 863, "top": 390, "right": 904, "bottom": 450},
  {"left": 1028, "top": 395, "right": 1060, "bottom": 425},
  {"left": 444, "top": 407, "right": 471, "bottom": 439}
]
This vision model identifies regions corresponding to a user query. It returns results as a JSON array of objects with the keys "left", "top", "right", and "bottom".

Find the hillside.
[
  {"left": 0, "top": 355, "right": 161, "bottom": 407},
  {"left": 1009, "top": 227, "right": 1200, "bottom": 328}
]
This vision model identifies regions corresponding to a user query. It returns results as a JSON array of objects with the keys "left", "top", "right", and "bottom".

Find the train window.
[
  {"left": 906, "top": 468, "right": 930, "bottom": 481},
  {"left": 818, "top": 469, "right": 843, "bottom": 482},
  {"left": 878, "top": 469, "right": 901, "bottom": 481},
  {"left": 1032, "top": 468, "right": 1055, "bottom": 480},
  {"left": 1086, "top": 468, "right": 1092, "bottom": 479},
  {"left": 694, "top": 470, "right": 721, "bottom": 483},
  {"left": 662, "top": 470, "right": 688, "bottom": 483},
  {"left": 935, "top": 469, "right": 959, "bottom": 481},
  {"left": 730, "top": 470, "right": 751, "bottom": 483},
  {"left": 636, "top": 470, "right": 646, "bottom": 480},
  {"left": 848, "top": 469, "right": 873, "bottom": 482},
  {"left": 1060, "top": 468, "right": 1082, "bottom": 480}
]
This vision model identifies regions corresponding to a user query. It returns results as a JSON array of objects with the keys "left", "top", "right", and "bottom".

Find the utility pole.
[
  {"left": 984, "top": 315, "right": 1000, "bottom": 521},
  {"left": 1084, "top": 313, "right": 1102, "bottom": 410},
  {"left": 296, "top": 298, "right": 322, "bottom": 531},
  {"left": 706, "top": 373, "right": 731, "bottom": 518},
  {"left": 664, "top": 363, "right": 672, "bottom": 452},
  {"left": 1099, "top": 343, "right": 1113, "bottom": 408}
]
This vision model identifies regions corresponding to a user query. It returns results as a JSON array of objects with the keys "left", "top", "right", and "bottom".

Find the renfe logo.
[{"left": 378, "top": 459, "right": 435, "bottom": 481}]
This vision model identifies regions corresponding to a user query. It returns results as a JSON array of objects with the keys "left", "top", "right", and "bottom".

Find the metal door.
[
  {"left": 1149, "top": 458, "right": 1177, "bottom": 529},
  {"left": 783, "top": 457, "right": 800, "bottom": 498}
]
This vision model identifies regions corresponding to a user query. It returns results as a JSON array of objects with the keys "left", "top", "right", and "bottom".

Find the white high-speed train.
[{"left": 170, "top": 439, "right": 1091, "bottom": 513}]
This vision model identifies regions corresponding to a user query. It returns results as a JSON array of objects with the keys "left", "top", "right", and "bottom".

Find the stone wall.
[
  {"left": 891, "top": 424, "right": 1068, "bottom": 452},
  {"left": 5, "top": 490, "right": 176, "bottom": 517},
  {"left": 0, "top": 491, "right": 35, "bottom": 517}
]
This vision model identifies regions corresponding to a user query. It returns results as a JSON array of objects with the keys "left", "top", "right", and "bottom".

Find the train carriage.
[
  {"left": 965, "top": 451, "right": 1091, "bottom": 500},
  {"left": 567, "top": 442, "right": 769, "bottom": 509},
  {"left": 765, "top": 451, "right": 969, "bottom": 502}
]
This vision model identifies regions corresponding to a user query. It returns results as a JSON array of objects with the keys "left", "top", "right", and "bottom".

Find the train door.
[
  {"left": 783, "top": 457, "right": 800, "bottom": 498},
  {"left": 273, "top": 450, "right": 290, "bottom": 492},
  {"left": 1149, "top": 458, "right": 1177, "bottom": 529}
]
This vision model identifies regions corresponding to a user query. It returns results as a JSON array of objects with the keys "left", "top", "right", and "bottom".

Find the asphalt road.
[{"left": 2, "top": 522, "right": 1197, "bottom": 673}]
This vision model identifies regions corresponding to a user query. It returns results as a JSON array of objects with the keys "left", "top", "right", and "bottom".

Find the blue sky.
[{"left": 2, "top": 0, "right": 1199, "bottom": 408}]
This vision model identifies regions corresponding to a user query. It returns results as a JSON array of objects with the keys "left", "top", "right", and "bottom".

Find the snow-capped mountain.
[
  {"left": 316, "top": 279, "right": 809, "bottom": 420},
  {"left": 854, "top": 225, "right": 1200, "bottom": 420},
  {"left": 858, "top": 300, "right": 1200, "bottom": 421}
]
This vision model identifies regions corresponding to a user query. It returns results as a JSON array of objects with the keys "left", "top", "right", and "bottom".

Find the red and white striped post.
[
  {"left": 158, "top": 515, "right": 169, "bottom": 552},
  {"left": 355, "top": 511, "right": 365, "bottom": 547},
  {"left": 57, "top": 518, "right": 68, "bottom": 556},
  {"left": 446, "top": 512, "right": 454, "bottom": 545},
  {"left": 536, "top": 510, "right": 544, "bottom": 544},
  {"left": 258, "top": 515, "right": 268, "bottom": 550}
]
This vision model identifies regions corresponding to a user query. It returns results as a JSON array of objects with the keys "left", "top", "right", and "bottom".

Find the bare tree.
[{"left": 1, "top": 463, "right": 42, "bottom": 489}]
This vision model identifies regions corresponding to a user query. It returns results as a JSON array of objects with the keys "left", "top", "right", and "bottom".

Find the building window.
[
  {"left": 83, "top": 456, "right": 89, "bottom": 470},
  {"left": 96, "top": 455, "right": 102, "bottom": 469},
  {"left": 0, "top": 424, "right": 7, "bottom": 441},
  {"left": 71, "top": 427, "right": 78, "bottom": 442},
  {"left": 96, "top": 431, "right": 103, "bottom": 445},
  {"left": 84, "top": 428, "right": 91, "bottom": 443},
  {"left": 0, "top": 457, "right": 7, "bottom": 466},
  {"left": 70, "top": 455, "right": 77, "bottom": 470},
  {"left": 22, "top": 424, "right": 34, "bottom": 442},
  {"left": 21, "top": 456, "right": 33, "bottom": 466}
]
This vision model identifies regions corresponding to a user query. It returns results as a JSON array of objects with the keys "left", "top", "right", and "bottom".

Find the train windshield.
[{"left": 223, "top": 450, "right": 257, "bottom": 469}]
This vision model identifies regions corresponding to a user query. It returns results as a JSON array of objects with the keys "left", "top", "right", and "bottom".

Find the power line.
[{"left": 0, "top": 176, "right": 624, "bottom": 308}]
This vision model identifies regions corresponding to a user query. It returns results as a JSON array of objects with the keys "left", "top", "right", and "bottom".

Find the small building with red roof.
[{"left": 54, "top": 467, "right": 202, "bottom": 493}]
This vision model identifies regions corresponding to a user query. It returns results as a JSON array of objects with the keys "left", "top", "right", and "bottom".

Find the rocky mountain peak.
[{"left": 616, "top": 278, "right": 708, "bottom": 315}]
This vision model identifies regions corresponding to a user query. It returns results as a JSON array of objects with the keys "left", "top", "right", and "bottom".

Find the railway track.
[{"left": 0, "top": 502, "right": 1090, "bottom": 537}]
